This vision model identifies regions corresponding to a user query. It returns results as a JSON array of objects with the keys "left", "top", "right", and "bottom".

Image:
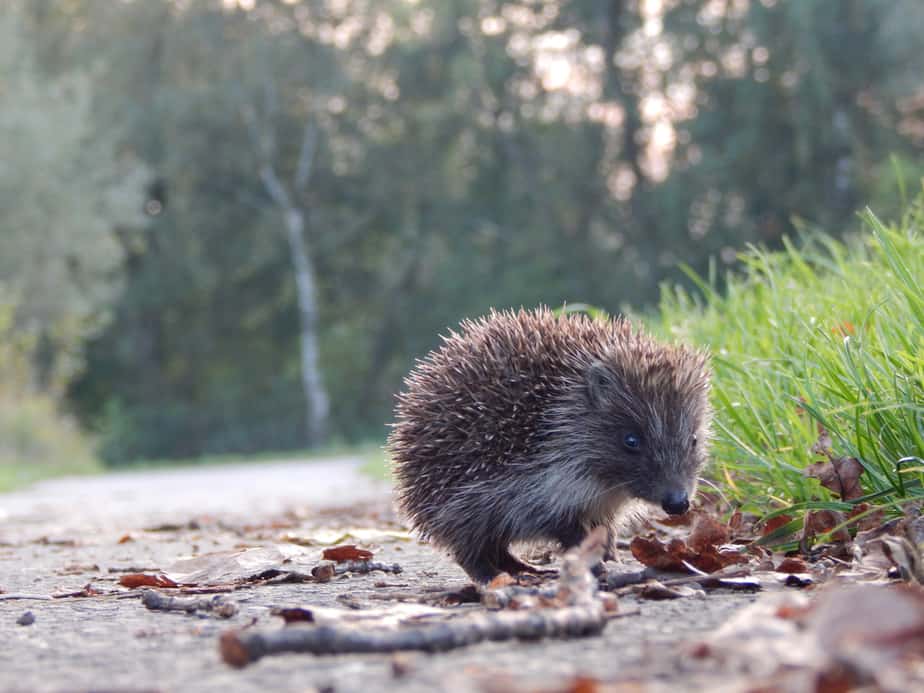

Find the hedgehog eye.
[
  {"left": 692, "top": 434, "right": 698, "bottom": 448},
  {"left": 623, "top": 432, "right": 642, "bottom": 451}
]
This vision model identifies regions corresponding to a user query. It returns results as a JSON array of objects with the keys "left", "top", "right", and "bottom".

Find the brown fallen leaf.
[
  {"left": 803, "top": 510, "right": 851, "bottom": 545},
  {"left": 119, "top": 573, "right": 180, "bottom": 589},
  {"left": 811, "top": 426, "right": 835, "bottom": 457},
  {"left": 322, "top": 545, "right": 374, "bottom": 562},
  {"left": 809, "top": 583, "right": 924, "bottom": 688},
  {"left": 846, "top": 502, "right": 885, "bottom": 532},
  {"left": 689, "top": 514, "right": 730, "bottom": 553},
  {"left": 775, "top": 557, "right": 809, "bottom": 574},
  {"left": 271, "top": 607, "right": 315, "bottom": 624},
  {"left": 727, "top": 509, "right": 760, "bottom": 539},
  {"left": 117, "top": 534, "right": 135, "bottom": 544},
  {"left": 805, "top": 456, "right": 865, "bottom": 501},
  {"left": 761, "top": 514, "right": 795, "bottom": 537},
  {"left": 629, "top": 535, "right": 747, "bottom": 574}
]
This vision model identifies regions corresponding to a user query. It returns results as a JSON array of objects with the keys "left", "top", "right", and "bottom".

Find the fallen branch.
[
  {"left": 606, "top": 565, "right": 754, "bottom": 595},
  {"left": 142, "top": 589, "right": 239, "bottom": 618},
  {"left": 363, "top": 584, "right": 480, "bottom": 606},
  {"left": 336, "top": 560, "right": 403, "bottom": 575},
  {"left": 311, "top": 559, "right": 403, "bottom": 583},
  {"left": 220, "top": 528, "right": 610, "bottom": 667},
  {"left": 220, "top": 603, "right": 605, "bottom": 666}
]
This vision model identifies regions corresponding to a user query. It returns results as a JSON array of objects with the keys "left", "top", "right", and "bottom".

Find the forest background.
[{"left": 2, "top": 0, "right": 923, "bottom": 476}]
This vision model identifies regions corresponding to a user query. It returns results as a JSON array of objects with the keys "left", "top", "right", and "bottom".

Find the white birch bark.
[{"left": 256, "top": 125, "right": 329, "bottom": 444}]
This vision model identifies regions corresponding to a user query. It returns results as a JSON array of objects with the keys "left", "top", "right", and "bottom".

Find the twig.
[
  {"left": 335, "top": 560, "right": 403, "bottom": 576},
  {"left": 604, "top": 567, "right": 658, "bottom": 590},
  {"left": 220, "top": 529, "right": 610, "bottom": 667},
  {"left": 609, "top": 566, "right": 754, "bottom": 596},
  {"left": 220, "top": 604, "right": 605, "bottom": 666},
  {"left": 142, "top": 590, "right": 239, "bottom": 618},
  {"left": 363, "top": 585, "right": 481, "bottom": 606}
]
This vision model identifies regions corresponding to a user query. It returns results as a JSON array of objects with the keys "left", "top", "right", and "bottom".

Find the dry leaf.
[
  {"left": 119, "top": 574, "right": 179, "bottom": 589},
  {"left": 846, "top": 502, "right": 885, "bottom": 532},
  {"left": 689, "top": 514, "right": 730, "bottom": 553},
  {"left": 322, "top": 545, "right": 374, "bottom": 562},
  {"left": 805, "top": 457, "right": 865, "bottom": 501},
  {"left": 630, "top": 534, "right": 746, "bottom": 574},
  {"left": 761, "top": 514, "right": 795, "bottom": 537},
  {"left": 803, "top": 510, "right": 851, "bottom": 545},
  {"left": 811, "top": 427, "right": 835, "bottom": 457},
  {"left": 271, "top": 607, "right": 315, "bottom": 624},
  {"left": 775, "top": 557, "right": 809, "bottom": 574}
]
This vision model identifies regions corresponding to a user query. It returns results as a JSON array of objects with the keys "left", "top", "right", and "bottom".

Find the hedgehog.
[{"left": 387, "top": 307, "right": 712, "bottom": 583}]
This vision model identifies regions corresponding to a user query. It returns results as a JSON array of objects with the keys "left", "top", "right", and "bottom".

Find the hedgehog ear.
[{"left": 584, "top": 361, "right": 614, "bottom": 409}]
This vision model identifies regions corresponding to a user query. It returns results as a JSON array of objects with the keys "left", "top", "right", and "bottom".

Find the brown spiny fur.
[{"left": 387, "top": 307, "right": 711, "bottom": 582}]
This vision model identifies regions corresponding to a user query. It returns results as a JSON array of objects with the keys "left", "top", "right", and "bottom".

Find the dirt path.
[{"left": 0, "top": 458, "right": 758, "bottom": 692}]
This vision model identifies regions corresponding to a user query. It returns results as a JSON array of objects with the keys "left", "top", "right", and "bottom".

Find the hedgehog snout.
[{"left": 661, "top": 489, "right": 690, "bottom": 516}]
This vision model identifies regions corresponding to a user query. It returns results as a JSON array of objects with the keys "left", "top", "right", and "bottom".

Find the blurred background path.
[{"left": 0, "top": 457, "right": 389, "bottom": 539}]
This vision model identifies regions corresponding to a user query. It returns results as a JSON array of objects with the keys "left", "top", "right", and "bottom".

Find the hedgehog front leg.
[
  {"left": 455, "top": 547, "right": 503, "bottom": 584},
  {"left": 555, "top": 522, "right": 588, "bottom": 552},
  {"left": 456, "top": 544, "right": 540, "bottom": 583},
  {"left": 557, "top": 523, "right": 615, "bottom": 575}
]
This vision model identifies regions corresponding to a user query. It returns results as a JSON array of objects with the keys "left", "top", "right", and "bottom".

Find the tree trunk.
[
  {"left": 259, "top": 164, "right": 330, "bottom": 446},
  {"left": 283, "top": 207, "right": 329, "bottom": 445}
]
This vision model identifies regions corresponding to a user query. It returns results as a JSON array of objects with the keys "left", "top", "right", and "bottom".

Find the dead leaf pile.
[
  {"left": 695, "top": 582, "right": 924, "bottom": 690},
  {"left": 630, "top": 514, "right": 750, "bottom": 574}
]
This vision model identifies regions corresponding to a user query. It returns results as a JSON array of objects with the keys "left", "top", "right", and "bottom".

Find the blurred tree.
[
  {"left": 9, "top": 0, "right": 914, "bottom": 463},
  {"left": 661, "top": 0, "right": 923, "bottom": 253},
  {"left": 0, "top": 8, "right": 150, "bottom": 391}
]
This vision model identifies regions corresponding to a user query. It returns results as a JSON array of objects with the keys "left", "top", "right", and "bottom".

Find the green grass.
[{"left": 655, "top": 195, "right": 924, "bottom": 522}]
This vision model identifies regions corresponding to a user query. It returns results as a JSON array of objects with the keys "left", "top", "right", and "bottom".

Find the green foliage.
[
  {"left": 0, "top": 396, "right": 100, "bottom": 492},
  {"left": 2, "top": 0, "right": 921, "bottom": 467},
  {"left": 0, "top": 7, "right": 150, "bottom": 388},
  {"left": 0, "top": 297, "right": 99, "bottom": 491},
  {"left": 657, "top": 197, "right": 924, "bottom": 519}
]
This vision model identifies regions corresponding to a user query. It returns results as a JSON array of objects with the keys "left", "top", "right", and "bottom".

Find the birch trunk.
[
  {"left": 284, "top": 208, "right": 329, "bottom": 444},
  {"left": 259, "top": 165, "right": 329, "bottom": 445}
]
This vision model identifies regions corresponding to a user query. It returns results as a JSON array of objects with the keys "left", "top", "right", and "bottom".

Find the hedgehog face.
[{"left": 583, "top": 357, "right": 711, "bottom": 515}]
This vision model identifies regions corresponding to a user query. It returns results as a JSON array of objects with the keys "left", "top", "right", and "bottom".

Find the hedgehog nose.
[{"left": 661, "top": 491, "right": 690, "bottom": 516}]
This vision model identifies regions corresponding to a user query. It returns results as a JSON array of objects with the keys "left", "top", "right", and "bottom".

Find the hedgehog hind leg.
[{"left": 495, "top": 548, "right": 541, "bottom": 575}]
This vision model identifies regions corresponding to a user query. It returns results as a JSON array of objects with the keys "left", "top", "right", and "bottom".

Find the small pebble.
[{"left": 17, "top": 611, "right": 35, "bottom": 626}]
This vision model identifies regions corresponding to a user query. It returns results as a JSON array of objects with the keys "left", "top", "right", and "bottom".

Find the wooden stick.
[
  {"left": 220, "top": 528, "right": 610, "bottom": 667},
  {"left": 220, "top": 603, "right": 605, "bottom": 666},
  {"left": 142, "top": 589, "right": 239, "bottom": 618}
]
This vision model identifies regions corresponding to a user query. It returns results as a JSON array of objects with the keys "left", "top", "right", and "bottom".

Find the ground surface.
[{"left": 0, "top": 457, "right": 760, "bottom": 693}]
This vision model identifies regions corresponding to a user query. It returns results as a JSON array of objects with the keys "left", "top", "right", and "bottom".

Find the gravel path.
[{"left": 0, "top": 458, "right": 759, "bottom": 692}]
